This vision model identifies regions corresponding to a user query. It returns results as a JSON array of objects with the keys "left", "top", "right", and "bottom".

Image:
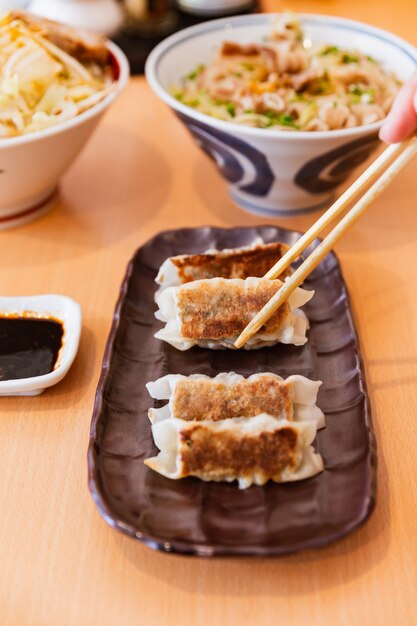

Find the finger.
[{"left": 379, "top": 70, "right": 417, "bottom": 143}]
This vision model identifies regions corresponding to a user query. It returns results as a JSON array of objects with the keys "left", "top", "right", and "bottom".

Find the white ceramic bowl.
[
  {"left": 0, "top": 40, "right": 129, "bottom": 229},
  {"left": 0, "top": 294, "right": 82, "bottom": 396},
  {"left": 146, "top": 14, "right": 417, "bottom": 216},
  {"left": 27, "top": 0, "right": 124, "bottom": 36}
]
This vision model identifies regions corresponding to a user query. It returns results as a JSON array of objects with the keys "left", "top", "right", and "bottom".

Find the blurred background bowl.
[
  {"left": 0, "top": 39, "right": 129, "bottom": 229},
  {"left": 146, "top": 13, "right": 417, "bottom": 217}
]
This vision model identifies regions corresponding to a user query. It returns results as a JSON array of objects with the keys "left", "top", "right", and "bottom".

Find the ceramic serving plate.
[{"left": 88, "top": 226, "right": 375, "bottom": 557}]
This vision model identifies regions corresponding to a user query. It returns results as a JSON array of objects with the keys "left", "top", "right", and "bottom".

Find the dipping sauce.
[{"left": 0, "top": 315, "right": 64, "bottom": 381}]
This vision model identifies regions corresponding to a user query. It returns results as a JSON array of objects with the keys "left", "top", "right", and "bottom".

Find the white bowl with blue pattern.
[{"left": 146, "top": 13, "right": 417, "bottom": 216}]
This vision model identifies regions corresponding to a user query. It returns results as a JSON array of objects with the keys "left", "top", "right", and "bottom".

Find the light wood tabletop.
[{"left": 1, "top": 1, "right": 417, "bottom": 624}]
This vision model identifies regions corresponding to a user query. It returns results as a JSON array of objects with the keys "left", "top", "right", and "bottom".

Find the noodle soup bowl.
[
  {"left": 146, "top": 13, "right": 417, "bottom": 216},
  {"left": 0, "top": 40, "right": 129, "bottom": 229}
]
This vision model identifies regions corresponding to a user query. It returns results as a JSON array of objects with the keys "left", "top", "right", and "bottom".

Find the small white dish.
[{"left": 0, "top": 294, "right": 82, "bottom": 396}]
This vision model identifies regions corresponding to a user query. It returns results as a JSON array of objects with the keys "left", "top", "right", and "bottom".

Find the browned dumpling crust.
[
  {"left": 145, "top": 414, "right": 324, "bottom": 487},
  {"left": 155, "top": 277, "right": 313, "bottom": 350},
  {"left": 179, "top": 423, "right": 300, "bottom": 482},
  {"left": 147, "top": 372, "right": 325, "bottom": 429},
  {"left": 177, "top": 278, "right": 289, "bottom": 339},
  {"left": 172, "top": 375, "right": 293, "bottom": 422},
  {"left": 169, "top": 241, "right": 291, "bottom": 283}
]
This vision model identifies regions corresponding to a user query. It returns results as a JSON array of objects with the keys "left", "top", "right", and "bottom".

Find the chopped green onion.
[
  {"left": 319, "top": 45, "right": 339, "bottom": 56},
  {"left": 263, "top": 111, "right": 297, "bottom": 128},
  {"left": 350, "top": 84, "right": 363, "bottom": 96},
  {"left": 226, "top": 102, "right": 236, "bottom": 117},
  {"left": 184, "top": 99, "right": 200, "bottom": 107},
  {"left": 303, "top": 71, "right": 333, "bottom": 96},
  {"left": 278, "top": 113, "right": 297, "bottom": 127},
  {"left": 211, "top": 98, "right": 228, "bottom": 106},
  {"left": 298, "top": 102, "right": 317, "bottom": 127},
  {"left": 349, "top": 84, "right": 376, "bottom": 103},
  {"left": 186, "top": 64, "right": 205, "bottom": 81},
  {"left": 341, "top": 53, "right": 359, "bottom": 64},
  {"left": 289, "top": 93, "right": 312, "bottom": 103}
]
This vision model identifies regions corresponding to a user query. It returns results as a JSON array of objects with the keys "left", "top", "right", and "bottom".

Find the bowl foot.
[
  {"left": 229, "top": 189, "right": 335, "bottom": 217},
  {"left": 0, "top": 188, "right": 58, "bottom": 230}
]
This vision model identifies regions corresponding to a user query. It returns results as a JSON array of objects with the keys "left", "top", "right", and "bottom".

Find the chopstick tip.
[{"left": 234, "top": 336, "right": 245, "bottom": 349}]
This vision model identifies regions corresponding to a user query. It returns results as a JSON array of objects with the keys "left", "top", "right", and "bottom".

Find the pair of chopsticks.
[{"left": 235, "top": 135, "right": 417, "bottom": 349}]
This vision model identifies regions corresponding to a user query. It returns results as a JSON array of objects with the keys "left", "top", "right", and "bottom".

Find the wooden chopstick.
[
  {"left": 234, "top": 136, "right": 417, "bottom": 349},
  {"left": 264, "top": 139, "right": 407, "bottom": 281}
]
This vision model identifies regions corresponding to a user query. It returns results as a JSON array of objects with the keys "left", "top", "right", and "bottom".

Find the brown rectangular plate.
[{"left": 88, "top": 226, "right": 375, "bottom": 557}]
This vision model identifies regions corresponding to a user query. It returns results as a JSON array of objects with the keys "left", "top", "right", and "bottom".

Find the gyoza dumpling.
[
  {"left": 155, "top": 240, "right": 291, "bottom": 293},
  {"left": 147, "top": 372, "right": 325, "bottom": 428},
  {"left": 144, "top": 414, "right": 324, "bottom": 489},
  {"left": 154, "top": 277, "right": 313, "bottom": 350}
]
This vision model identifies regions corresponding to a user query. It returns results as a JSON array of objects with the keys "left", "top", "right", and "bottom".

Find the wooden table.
[{"left": 1, "top": 1, "right": 417, "bottom": 624}]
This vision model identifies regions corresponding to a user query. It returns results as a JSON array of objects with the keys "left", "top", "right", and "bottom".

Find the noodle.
[
  {"left": 173, "top": 13, "right": 401, "bottom": 132},
  {"left": 0, "top": 12, "right": 114, "bottom": 138}
]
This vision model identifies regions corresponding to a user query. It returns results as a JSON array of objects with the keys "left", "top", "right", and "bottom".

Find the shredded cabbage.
[{"left": 0, "top": 13, "right": 113, "bottom": 138}]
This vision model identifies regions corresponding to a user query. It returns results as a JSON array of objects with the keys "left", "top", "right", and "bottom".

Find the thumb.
[{"left": 379, "top": 70, "right": 417, "bottom": 144}]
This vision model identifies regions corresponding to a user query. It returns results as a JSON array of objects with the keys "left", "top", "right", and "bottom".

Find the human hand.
[{"left": 379, "top": 70, "right": 417, "bottom": 143}]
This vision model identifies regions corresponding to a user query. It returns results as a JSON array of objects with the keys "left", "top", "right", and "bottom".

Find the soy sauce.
[{"left": 0, "top": 316, "right": 64, "bottom": 381}]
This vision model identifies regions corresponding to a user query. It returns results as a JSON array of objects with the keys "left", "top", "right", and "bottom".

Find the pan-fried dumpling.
[
  {"left": 155, "top": 240, "right": 291, "bottom": 293},
  {"left": 144, "top": 414, "right": 324, "bottom": 489},
  {"left": 154, "top": 277, "right": 313, "bottom": 350},
  {"left": 147, "top": 372, "right": 325, "bottom": 428}
]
